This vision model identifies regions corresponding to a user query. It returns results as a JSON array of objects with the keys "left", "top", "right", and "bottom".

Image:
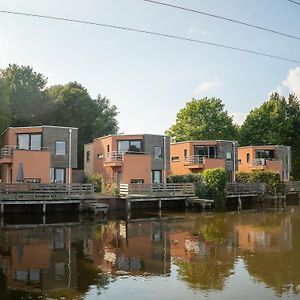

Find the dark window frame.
[
  {"left": 50, "top": 167, "right": 66, "bottom": 183},
  {"left": 55, "top": 141, "right": 67, "bottom": 156},
  {"left": 154, "top": 146, "right": 162, "bottom": 159},
  {"left": 17, "top": 133, "right": 42, "bottom": 151},
  {"left": 152, "top": 170, "right": 162, "bottom": 184},
  {"left": 117, "top": 140, "right": 143, "bottom": 153}
]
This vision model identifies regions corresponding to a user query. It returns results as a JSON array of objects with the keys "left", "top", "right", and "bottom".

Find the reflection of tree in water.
[
  {"left": 242, "top": 214, "right": 300, "bottom": 296},
  {"left": 174, "top": 214, "right": 236, "bottom": 292},
  {"left": 175, "top": 245, "right": 235, "bottom": 291}
]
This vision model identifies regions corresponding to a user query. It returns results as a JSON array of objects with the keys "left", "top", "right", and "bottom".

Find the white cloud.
[
  {"left": 229, "top": 111, "right": 247, "bottom": 125},
  {"left": 282, "top": 67, "right": 300, "bottom": 98},
  {"left": 193, "top": 77, "right": 221, "bottom": 96},
  {"left": 187, "top": 27, "right": 209, "bottom": 35}
]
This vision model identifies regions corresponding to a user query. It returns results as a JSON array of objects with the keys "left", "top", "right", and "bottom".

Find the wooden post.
[
  {"left": 0, "top": 203, "right": 4, "bottom": 216},
  {"left": 158, "top": 200, "right": 162, "bottom": 209},
  {"left": 238, "top": 196, "right": 242, "bottom": 212},
  {"left": 126, "top": 199, "right": 131, "bottom": 211},
  {"left": 43, "top": 202, "right": 46, "bottom": 215}
]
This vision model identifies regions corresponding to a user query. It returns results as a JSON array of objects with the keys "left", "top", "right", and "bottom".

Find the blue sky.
[{"left": 1, "top": 0, "right": 300, "bottom": 134}]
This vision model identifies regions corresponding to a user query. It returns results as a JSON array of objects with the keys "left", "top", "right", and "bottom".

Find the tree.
[
  {"left": 0, "top": 64, "right": 49, "bottom": 126},
  {"left": 239, "top": 93, "right": 300, "bottom": 179},
  {"left": 45, "top": 82, "right": 118, "bottom": 168},
  {"left": 0, "top": 79, "right": 11, "bottom": 135},
  {"left": 166, "top": 97, "right": 237, "bottom": 142}
]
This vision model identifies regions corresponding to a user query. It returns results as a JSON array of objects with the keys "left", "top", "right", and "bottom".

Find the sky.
[{"left": 1, "top": 0, "right": 300, "bottom": 134}]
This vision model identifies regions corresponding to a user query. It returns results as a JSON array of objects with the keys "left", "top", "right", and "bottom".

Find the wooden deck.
[{"left": 0, "top": 183, "right": 95, "bottom": 215}]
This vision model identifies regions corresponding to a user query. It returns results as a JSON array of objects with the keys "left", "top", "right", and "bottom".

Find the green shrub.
[
  {"left": 85, "top": 173, "right": 103, "bottom": 193},
  {"left": 236, "top": 170, "right": 283, "bottom": 194},
  {"left": 202, "top": 168, "right": 227, "bottom": 211},
  {"left": 167, "top": 173, "right": 202, "bottom": 183}
]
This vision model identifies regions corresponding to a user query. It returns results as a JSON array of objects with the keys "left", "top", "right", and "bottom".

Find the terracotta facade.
[
  {"left": 238, "top": 145, "right": 292, "bottom": 180},
  {"left": 170, "top": 140, "right": 238, "bottom": 181},
  {"left": 0, "top": 126, "right": 78, "bottom": 183},
  {"left": 84, "top": 134, "right": 170, "bottom": 184}
]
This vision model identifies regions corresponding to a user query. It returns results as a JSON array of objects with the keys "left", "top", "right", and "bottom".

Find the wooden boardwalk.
[{"left": 0, "top": 183, "right": 97, "bottom": 215}]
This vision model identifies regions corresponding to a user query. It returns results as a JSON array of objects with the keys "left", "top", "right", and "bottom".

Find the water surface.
[{"left": 1, "top": 207, "right": 300, "bottom": 299}]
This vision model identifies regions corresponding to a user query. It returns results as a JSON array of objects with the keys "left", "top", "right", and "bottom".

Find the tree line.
[
  {"left": 0, "top": 64, "right": 118, "bottom": 168},
  {"left": 166, "top": 95, "right": 300, "bottom": 180}
]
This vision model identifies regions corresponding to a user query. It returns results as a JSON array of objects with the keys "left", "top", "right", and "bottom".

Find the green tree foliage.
[
  {"left": 0, "top": 64, "right": 119, "bottom": 169},
  {"left": 239, "top": 93, "right": 300, "bottom": 179},
  {"left": 0, "top": 79, "right": 11, "bottom": 135},
  {"left": 0, "top": 64, "right": 48, "bottom": 126},
  {"left": 45, "top": 82, "right": 118, "bottom": 168},
  {"left": 166, "top": 97, "right": 238, "bottom": 142},
  {"left": 236, "top": 170, "right": 283, "bottom": 194}
]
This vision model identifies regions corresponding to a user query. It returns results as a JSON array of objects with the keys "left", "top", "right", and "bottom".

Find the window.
[
  {"left": 154, "top": 146, "right": 162, "bottom": 159},
  {"left": 184, "top": 149, "right": 187, "bottom": 158},
  {"left": 97, "top": 153, "right": 103, "bottom": 159},
  {"left": 55, "top": 141, "right": 66, "bottom": 155},
  {"left": 171, "top": 156, "right": 180, "bottom": 162},
  {"left": 256, "top": 150, "right": 275, "bottom": 159},
  {"left": 152, "top": 170, "right": 162, "bottom": 184},
  {"left": 31, "top": 134, "right": 41, "bottom": 150},
  {"left": 194, "top": 146, "right": 216, "bottom": 158},
  {"left": 50, "top": 168, "right": 65, "bottom": 183},
  {"left": 17, "top": 133, "right": 42, "bottom": 150},
  {"left": 131, "top": 179, "right": 145, "bottom": 184},
  {"left": 226, "top": 151, "right": 232, "bottom": 161},
  {"left": 117, "top": 140, "right": 142, "bottom": 153},
  {"left": 107, "top": 145, "right": 110, "bottom": 153},
  {"left": 246, "top": 153, "right": 250, "bottom": 163},
  {"left": 86, "top": 151, "right": 90, "bottom": 162}
]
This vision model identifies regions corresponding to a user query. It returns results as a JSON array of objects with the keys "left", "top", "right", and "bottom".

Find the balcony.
[
  {"left": 184, "top": 155, "right": 226, "bottom": 170},
  {"left": 0, "top": 145, "right": 48, "bottom": 164},
  {"left": 248, "top": 158, "right": 282, "bottom": 170},
  {"left": 103, "top": 151, "right": 124, "bottom": 167}
]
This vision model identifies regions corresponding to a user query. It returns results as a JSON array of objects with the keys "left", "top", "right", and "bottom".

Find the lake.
[{"left": 0, "top": 206, "right": 300, "bottom": 299}]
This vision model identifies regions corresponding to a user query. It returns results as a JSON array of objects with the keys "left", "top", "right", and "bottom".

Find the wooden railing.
[
  {"left": 0, "top": 183, "right": 94, "bottom": 196},
  {"left": 0, "top": 145, "right": 49, "bottom": 158},
  {"left": 226, "top": 183, "right": 266, "bottom": 196},
  {"left": 285, "top": 181, "right": 300, "bottom": 193},
  {"left": 119, "top": 183, "right": 195, "bottom": 198},
  {"left": 105, "top": 151, "right": 124, "bottom": 163},
  {"left": 184, "top": 155, "right": 223, "bottom": 165}
]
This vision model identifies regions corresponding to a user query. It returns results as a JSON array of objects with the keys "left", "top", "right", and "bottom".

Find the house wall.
[
  {"left": 42, "top": 126, "right": 78, "bottom": 169},
  {"left": 12, "top": 150, "right": 51, "bottom": 183},
  {"left": 122, "top": 153, "right": 152, "bottom": 184},
  {"left": 1, "top": 127, "right": 43, "bottom": 146},
  {"left": 84, "top": 143, "right": 94, "bottom": 177}
]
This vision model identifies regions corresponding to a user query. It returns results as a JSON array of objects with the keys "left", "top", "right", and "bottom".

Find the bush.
[
  {"left": 202, "top": 168, "right": 227, "bottom": 211},
  {"left": 85, "top": 173, "right": 103, "bottom": 193},
  {"left": 236, "top": 170, "right": 283, "bottom": 194},
  {"left": 167, "top": 173, "right": 202, "bottom": 183}
]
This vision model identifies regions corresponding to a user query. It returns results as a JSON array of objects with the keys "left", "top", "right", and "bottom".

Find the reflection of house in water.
[
  {"left": 236, "top": 215, "right": 292, "bottom": 252},
  {"left": 0, "top": 227, "right": 77, "bottom": 295},
  {"left": 84, "top": 220, "right": 171, "bottom": 276}
]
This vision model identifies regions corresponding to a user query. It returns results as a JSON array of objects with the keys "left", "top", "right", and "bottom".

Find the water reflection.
[{"left": 0, "top": 207, "right": 300, "bottom": 299}]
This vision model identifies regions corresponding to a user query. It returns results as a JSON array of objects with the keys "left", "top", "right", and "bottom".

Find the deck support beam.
[
  {"left": 238, "top": 196, "right": 242, "bottom": 212},
  {"left": 126, "top": 199, "right": 131, "bottom": 211},
  {"left": 0, "top": 203, "right": 4, "bottom": 215}
]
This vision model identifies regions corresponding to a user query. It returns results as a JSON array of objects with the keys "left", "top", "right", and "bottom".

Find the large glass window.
[
  {"left": 152, "top": 170, "right": 162, "bottom": 184},
  {"left": 50, "top": 168, "right": 65, "bottom": 183},
  {"left": 17, "top": 134, "right": 41, "bottom": 150},
  {"left": 31, "top": 134, "right": 42, "bottom": 150},
  {"left": 256, "top": 150, "right": 275, "bottom": 159},
  {"left": 154, "top": 146, "right": 162, "bottom": 159},
  {"left": 17, "top": 134, "right": 30, "bottom": 150},
  {"left": 194, "top": 146, "right": 216, "bottom": 158},
  {"left": 55, "top": 141, "right": 66, "bottom": 155},
  {"left": 117, "top": 140, "right": 142, "bottom": 153}
]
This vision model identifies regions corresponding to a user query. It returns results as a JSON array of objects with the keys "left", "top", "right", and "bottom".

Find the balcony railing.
[
  {"left": 104, "top": 151, "right": 149, "bottom": 163},
  {"left": 184, "top": 155, "right": 223, "bottom": 165},
  {"left": 0, "top": 145, "right": 48, "bottom": 159},
  {"left": 248, "top": 158, "right": 279, "bottom": 167}
]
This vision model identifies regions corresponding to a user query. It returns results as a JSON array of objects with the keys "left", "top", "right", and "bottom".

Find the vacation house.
[
  {"left": 170, "top": 140, "right": 238, "bottom": 181},
  {"left": 84, "top": 134, "right": 170, "bottom": 184},
  {"left": 0, "top": 126, "right": 78, "bottom": 183},
  {"left": 238, "top": 145, "right": 292, "bottom": 180}
]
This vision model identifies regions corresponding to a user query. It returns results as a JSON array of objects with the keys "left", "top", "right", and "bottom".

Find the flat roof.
[
  {"left": 1, "top": 125, "right": 78, "bottom": 135},
  {"left": 93, "top": 133, "right": 168, "bottom": 141},
  {"left": 171, "top": 140, "right": 238, "bottom": 145},
  {"left": 238, "top": 145, "right": 290, "bottom": 149}
]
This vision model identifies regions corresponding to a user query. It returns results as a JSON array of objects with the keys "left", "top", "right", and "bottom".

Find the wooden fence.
[
  {"left": 119, "top": 183, "right": 195, "bottom": 198},
  {"left": 0, "top": 183, "right": 94, "bottom": 198},
  {"left": 226, "top": 183, "right": 266, "bottom": 196}
]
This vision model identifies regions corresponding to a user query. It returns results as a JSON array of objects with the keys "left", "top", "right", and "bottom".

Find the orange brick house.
[
  {"left": 170, "top": 140, "right": 238, "bottom": 181},
  {"left": 84, "top": 134, "right": 170, "bottom": 184},
  {"left": 0, "top": 126, "right": 78, "bottom": 183},
  {"left": 238, "top": 145, "right": 292, "bottom": 180}
]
